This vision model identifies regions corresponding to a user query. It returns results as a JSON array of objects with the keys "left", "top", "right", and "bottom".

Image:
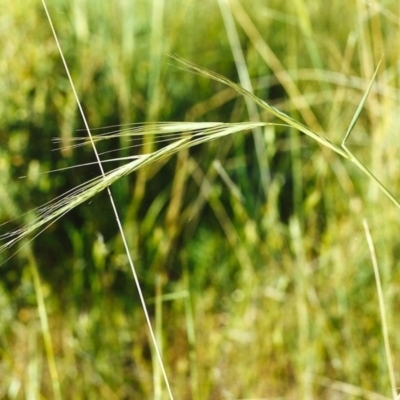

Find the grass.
[{"left": 1, "top": 0, "right": 400, "bottom": 398}]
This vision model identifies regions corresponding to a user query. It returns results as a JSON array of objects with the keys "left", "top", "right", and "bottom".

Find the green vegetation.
[{"left": 1, "top": 0, "right": 400, "bottom": 398}]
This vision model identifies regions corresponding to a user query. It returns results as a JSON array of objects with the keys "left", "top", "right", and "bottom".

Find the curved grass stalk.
[
  {"left": 171, "top": 54, "right": 349, "bottom": 158},
  {"left": 171, "top": 54, "right": 400, "bottom": 211}
]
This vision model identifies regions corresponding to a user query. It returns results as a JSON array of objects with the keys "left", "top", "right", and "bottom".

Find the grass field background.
[{"left": 1, "top": 0, "right": 400, "bottom": 398}]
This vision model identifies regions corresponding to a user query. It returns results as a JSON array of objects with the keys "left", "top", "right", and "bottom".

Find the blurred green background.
[{"left": 1, "top": 0, "right": 400, "bottom": 398}]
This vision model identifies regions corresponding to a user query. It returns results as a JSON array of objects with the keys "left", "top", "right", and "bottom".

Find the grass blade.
[
  {"left": 342, "top": 58, "right": 383, "bottom": 146},
  {"left": 363, "top": 219, "right": 397, "bottom": 399}
]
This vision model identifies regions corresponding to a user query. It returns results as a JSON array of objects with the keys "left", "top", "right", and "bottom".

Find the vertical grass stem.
[{"left": 40, "top": 1, "right": 174, "bottom": 398}]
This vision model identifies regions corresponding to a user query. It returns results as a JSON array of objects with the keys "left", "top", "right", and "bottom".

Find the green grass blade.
[
  {"left": 363, "top": 219, "right": 397, "bottom": 399},
  {"left": 341, "top": 152, "right": 400, "bottom": 210},
  {"left": 342, "top": 57, "right": 383, "bottom": 146}
]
